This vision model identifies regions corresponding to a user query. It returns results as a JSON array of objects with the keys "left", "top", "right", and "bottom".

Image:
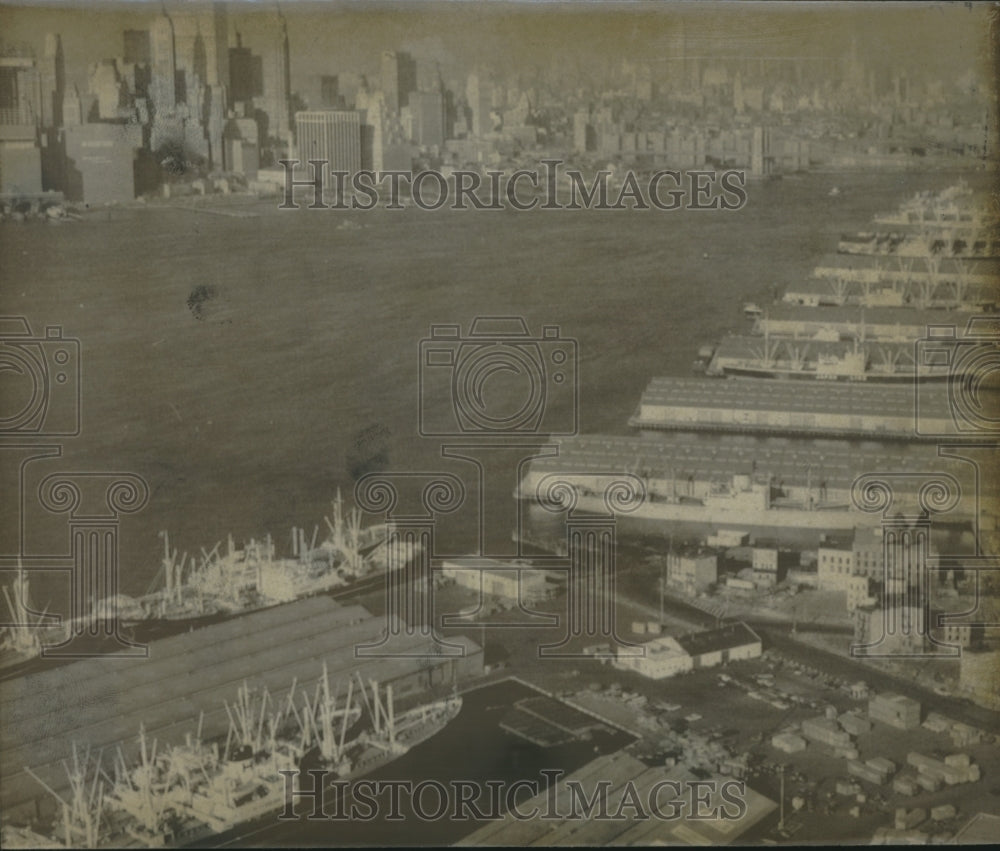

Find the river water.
[{"left": 0, "top": 168, "right": 983, "bottom": 603}]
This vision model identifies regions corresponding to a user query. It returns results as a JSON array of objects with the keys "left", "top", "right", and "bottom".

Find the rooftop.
[
  {"left": 637, "top": 375, "right": 952, "bottom": 419},
  {"left": 675, "top": 621, "right": 761, "bottom": 657}
]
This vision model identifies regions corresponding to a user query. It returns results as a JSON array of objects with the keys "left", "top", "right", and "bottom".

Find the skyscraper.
[
  {"left": 410, "top": 90, "right": 444, "bottom": 148},
  {"left": 381, "top": 50, "right": 417, "bottom": 114},
  {"left": 260, "top": 8, "right": 291, "bottom": 138},
  {"left": 0, "top": 53, "right": 42, "bottom": 126},
  {"left": 169, "top": 1, "right": 230, "bottom": 91},
  {"left": 295, "top": 110, "right": 362, "bottom": 175},
  {"left": 40, "top": 33, "right": 65, "bottom": 127},
  {"left": 465, "top": 72, "right": 491, "bottom": 137},
  {"left": 149, "top": 12, "right": 177, "bottom": 112}
]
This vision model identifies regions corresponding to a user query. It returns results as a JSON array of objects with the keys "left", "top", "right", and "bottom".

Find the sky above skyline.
[{"left": 0, "top": 1, "right": 993, "bottom": 97}]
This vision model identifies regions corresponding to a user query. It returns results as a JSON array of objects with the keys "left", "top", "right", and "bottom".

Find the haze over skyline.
[{"left": 0, "top": 1, "right": 992, "bottom": 102}]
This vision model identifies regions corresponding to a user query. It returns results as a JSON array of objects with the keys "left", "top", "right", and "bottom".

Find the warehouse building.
[
  {"left": 630, "top": 376, "right": 957, "bottom": 441},
  {"left": 457, "top": 751, "right": 776, "bottom": 846},
  {"left": 440, "top": 557, "right": 554, "bottom": 605},
  {"left": 676, "top": 621, "right": 762, "bottom": 668}
]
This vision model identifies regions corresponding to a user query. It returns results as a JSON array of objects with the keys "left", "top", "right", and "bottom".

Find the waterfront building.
[
  {"left": 63, "top": 122, "right": 142, "bottom": 204},
  {"left": 440, "top": 557, "right": 552, "bottom": 605},
  {"left": 666, "top": 547, "right": 718, "bottom": 594},
  {"left": 295, "top": 109, "right": 362, "bottom": 175}
]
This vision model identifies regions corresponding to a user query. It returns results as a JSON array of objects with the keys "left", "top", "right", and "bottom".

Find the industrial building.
[
  {"left": 62, "top": 122, "right": 143, "bottom": 203},
  {"left": 614, "top": 634, "right": 693, "bottom": 679},
  {"left": 666, "top": 546, "right": 718, "bottom": 594},
  {"left": 676, "top": 621, "right": 762, "bottom": 668},
  {"left": 294, "top": 109, "right": 362, "bottom": 175},
  {"left": 521, "top": 434, "right": 978, "bottom": 524},
  {"left": 456, "top": 751, "right": 776, "bottom": 846},
  {"left": 440, "top": 557, "right": 553, "bottom": 605},
  {"left": 0, "top": 595, "right": 482, "bottom": 822},
  {"left": 614, "top": 622, "right": 761, "bottom": 680},
  {"left": 630, "top": 376, "right": 959, "bottom": 441}
]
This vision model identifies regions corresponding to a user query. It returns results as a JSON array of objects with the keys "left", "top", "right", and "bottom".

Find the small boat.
[{"left": 742, "top": 302, "right": 763, "bottom": 318}]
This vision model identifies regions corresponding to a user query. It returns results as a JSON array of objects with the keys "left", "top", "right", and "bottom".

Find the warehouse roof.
[
  {"left": 675, "top": 622, "right": 761, "bottom": 657},
  {"left": 457, "top": 751, "right": 776, "bottom": 846},
  {"left": 527, "top": 434, "right": 973, "bottom": 495},
  {"left": 636, "top": 376, "right": 953, "bottom": 420}
]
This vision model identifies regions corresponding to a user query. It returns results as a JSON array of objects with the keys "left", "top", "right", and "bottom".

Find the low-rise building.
[
  {"left": 440, "top": 557, "right": 552, "bottom": 605},
  {"left": 614, "top": 634, "right": 693, "bottom": 680},
  {"left": 869, "top": 692, "right": 921, "bottom": 730},
  {"left": 752, "top": 539, "right": 779, "bottom": 588},
  {"left": 676, "top": 621, "right": 762, "bottom": 668},
  {"left": 666, "top": 546, "right": 718, "bottom": 594}
]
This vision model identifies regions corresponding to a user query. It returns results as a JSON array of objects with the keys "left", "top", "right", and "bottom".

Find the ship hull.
[{"left": 718, "top": 365, "right": 947, "bottom": 383}]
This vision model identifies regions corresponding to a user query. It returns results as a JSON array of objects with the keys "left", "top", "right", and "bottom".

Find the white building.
[
  {"left": 614, "top": 634, "right": 693, "bottom": 679},
  {"left": 667, "top": 547, "right": 718, "bottom": 594},
  {"left": 440, "top": 557, "right": 551, "bottom": 605}
]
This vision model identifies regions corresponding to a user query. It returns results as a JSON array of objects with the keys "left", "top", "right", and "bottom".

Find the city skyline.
[{"left": 0, "top": 1, "right": 993, "bottom": 101}]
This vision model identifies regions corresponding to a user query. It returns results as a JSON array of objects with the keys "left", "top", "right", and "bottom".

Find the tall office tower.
[
  {"left": 410, "top": 90, "right": 444, "bottom": 148},
  {"left": 62, "top": 84, "right": 82, "bottom": 126},
  {"left": 0, "top": 52, "right": 42, "bottom": 126},
  {"left": 123, "top": 29, "right": 151, "bottom": 65},
  {"left": 39, "top": 33, "right": 65, "bottom": 127},
  {"left": 149, "top": 12, "right": 177, "bottom": 112},
  {"left": 319, "top": 76, "right": 340, "bottom": 108},
  {"left": 260, "top": 7, "right": 291, "bottom": 138},
  {"left": 465, "top": 71, "right": 491, "bottom": 137},
  {"left": 169, "top": 1, "right": 230, "bottom": 91},
  {"left": 295, "top": 110, "right": 362, "bottom": 174},
  {"left": 228, "top": 32, "right": 262, "bottom": 104},
  {"left": 381, "top": 50, "right": 417, "bottom": 114},
  {"left": 89, "top": 59, "right": 126, "bottom": 120},
  {"left": 416, "top": 58, "right": 441, "bottom": 94}
]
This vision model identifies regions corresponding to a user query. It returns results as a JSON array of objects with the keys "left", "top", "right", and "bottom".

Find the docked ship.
[
  {"left": 704, "top": 332, "right": 948, "bottom": 383},
  {"left": 0, "top": 491, "right": 414, "bottom": 670},
  {"left": 516, "top": 433, "right": 976, "bottom": 533},
  {"left": 10, "top": 665, "right": 462, "bottom": 849}
]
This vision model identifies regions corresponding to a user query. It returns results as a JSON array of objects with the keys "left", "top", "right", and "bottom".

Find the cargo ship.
[
  {"left": 10, "top": 666, "right": 462, "bottom": 849},
  {"left": 704, "top": 333, "right": 948, "bottom": 382},
  {"left": 0, "top": 491, "right": 414, "bottom": 670}
]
